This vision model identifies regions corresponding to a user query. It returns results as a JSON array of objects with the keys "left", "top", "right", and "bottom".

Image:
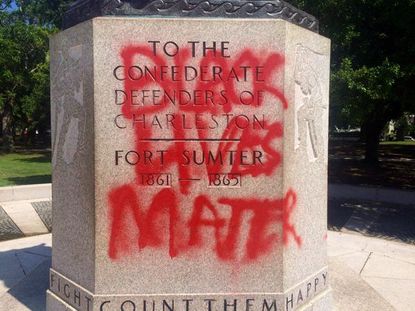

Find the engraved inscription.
[
  {"left": 106, "top": 40, "right": 302, "bottom": 264},
  {"left": 49, "top": 268, "right": 329, "bottom": 311},
  {"left": 208, "top": 173, "right": 242, "bottom": 188},
  {"left": 137, "top": 173, "right": 172, "bottom": 187}
]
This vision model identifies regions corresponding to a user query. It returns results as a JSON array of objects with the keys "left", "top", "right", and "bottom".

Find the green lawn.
[
  {"left": 0, "top": 151, "right": 51, "bottom": 187},
  {"left": 380, "top": 141, "right": 415, "bottom": 146}
]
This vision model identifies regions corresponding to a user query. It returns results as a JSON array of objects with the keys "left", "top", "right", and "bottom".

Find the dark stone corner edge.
[{"left": 63, "top": 0, "right": 319, "bottom": 33}]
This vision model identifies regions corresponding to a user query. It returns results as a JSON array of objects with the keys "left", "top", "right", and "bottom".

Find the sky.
[
  {"left": 8, "top": 1, "right": 17, "bottom": 11},
  {"left": 7, "top": 1, "right": 17, "bottom": 12}
]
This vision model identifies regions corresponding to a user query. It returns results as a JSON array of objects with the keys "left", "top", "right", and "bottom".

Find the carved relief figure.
[
  {"left": 294, "top": 44, "right": 326, "bottom": 162},
  {"left": 51, "top": 43, "right": 86, "bottom": 167}
]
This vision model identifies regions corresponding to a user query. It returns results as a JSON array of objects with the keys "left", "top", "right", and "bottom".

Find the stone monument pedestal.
[{"left": 48, "top": 16, "right": 331, "bottom": 311}]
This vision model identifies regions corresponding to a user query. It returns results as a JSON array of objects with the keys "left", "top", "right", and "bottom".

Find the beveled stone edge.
[
  {"left": 48, "top": 267, "right": 329, "bottom": 311},
  {"left": 63, "top": 0, "right": 319, "bottom": 33},
  {"left": 283, "top": 266, "right": 329, "bottom": 311},
  {"left": 0, "top": 183, "right": 51, "bottom": 202},
  {"left": 49, "top": 269, "right": 94, "bottom": 311},
  {"left": 47, "top": 290, "right": 78, "bottom": 311}
]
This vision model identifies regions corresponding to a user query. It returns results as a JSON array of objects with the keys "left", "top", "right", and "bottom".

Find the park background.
[
  {"left": 0, "top": 1, "right": 414, "bottom": 310},
  {"left": 1, "top": 0, "right": 414, "bottom": 191}
]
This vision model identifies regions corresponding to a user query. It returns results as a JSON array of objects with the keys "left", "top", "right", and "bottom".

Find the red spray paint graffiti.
[
  {"left": 109, "top": 186, "right": 301, "bottom": 261},
  {"left": 108, "top": 43, "right": 302, "bottom": 263}
]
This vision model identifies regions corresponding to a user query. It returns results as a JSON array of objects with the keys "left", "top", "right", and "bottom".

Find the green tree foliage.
[
  {"left": 15, "top": 0, "right": 72, "bottom": 27},
  {"left": 0, "top": 12, "right": 51, "bottom": 149},
  {"left": 0, "top": 1, "right": 12, "bottom": 11},
  {"left": 1, "top": 0, "right": 415, "bottom": 160},
  {"left": 0, "top": 0, "right": 71, "bottom": 150},
  {"left": 293, "top": 0, "right": 415, "bottom": 162}
]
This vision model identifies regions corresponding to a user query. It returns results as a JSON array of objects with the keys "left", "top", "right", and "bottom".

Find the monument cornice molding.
[{"left": 63, "top": 0, "right": 319, "bottom": 32}]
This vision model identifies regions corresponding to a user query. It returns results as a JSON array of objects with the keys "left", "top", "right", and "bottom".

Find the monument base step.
[
  {"left": 297, "top": 289, "right": 333, "bottom": 311},
  {"left": 46, "top": 288, "right": 333, "bottom": 311},
  {"left": 47, "top": 290, "right": 77, "bottom": 311},
  {"left": 47, "top": 266, "right": 330, "bottom": 311}
]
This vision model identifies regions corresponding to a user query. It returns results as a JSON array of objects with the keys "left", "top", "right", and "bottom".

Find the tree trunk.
[
  {"left": 364, "top": 120, "right": 386, "bottom": 164},
  {"left": 0, "top": 114, "right": 3, "bottom": 138},
  {"left": 1, "top": 103, "right": 15, "bottom": 151}
]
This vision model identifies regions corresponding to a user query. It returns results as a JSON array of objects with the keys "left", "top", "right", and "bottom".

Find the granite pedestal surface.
[{"left": 48, "top": 17, "right": 331, "bottom": 311}]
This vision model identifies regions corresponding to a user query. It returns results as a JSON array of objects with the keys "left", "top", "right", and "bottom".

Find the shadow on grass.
[
  {"left": 7, "top": 175, "right": 51, "bottom": 185},
  {"left": 16, "top": 154, "right": 51, "bottom": 164}
]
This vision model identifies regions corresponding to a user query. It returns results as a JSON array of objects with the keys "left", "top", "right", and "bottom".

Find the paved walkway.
[
  {"left": 0, "top": 184, "right": 51, "bottom": 241},
  {"left": 0, "top": 234, "right": 52, "bottom": 310},
  {"left": 3, "top": 196, "right": 414, "bottom": 246},
  {"left": 0, "top": 184, "right": 414, "bottom": 310},
  {"left": 0, "top": 232, "right": 413, "bottom": 310},
  {"left": 329, "top": 231, "right": 415, "bottom": 310},
  {"left": 2, "top": 182, "right": 414, "bottom": 243},
  {"left": 0, "top": 200, "right": 51, "bottom": 241},
  {"left": 328, "top": 198, "right": 415, "bottom": 245}
]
